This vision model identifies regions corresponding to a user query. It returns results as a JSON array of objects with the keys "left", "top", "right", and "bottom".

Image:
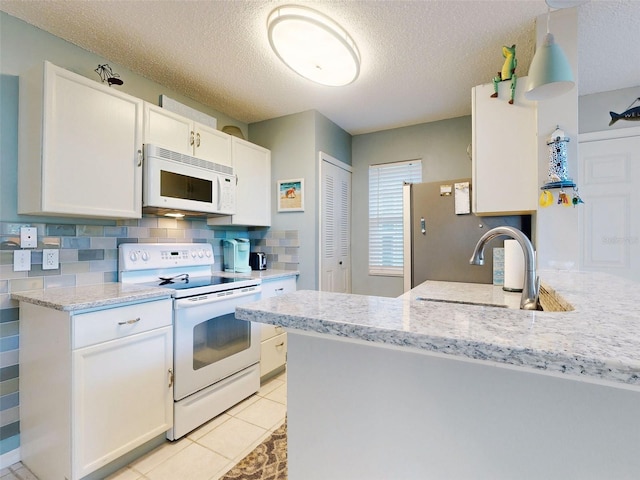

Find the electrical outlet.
[
  {"left": 42, "top": 249, "right": 59, "bottom": 270},
  {"left": 14, "top": 250, "right": 31, "bottom": 272},
  {"left": 20, "top": 227, "right": 37, "bottom": 248}
]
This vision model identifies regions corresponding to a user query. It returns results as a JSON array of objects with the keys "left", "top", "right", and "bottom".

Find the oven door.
[{"left": 173, "top": 288, "right": 261, "bottom": 401}]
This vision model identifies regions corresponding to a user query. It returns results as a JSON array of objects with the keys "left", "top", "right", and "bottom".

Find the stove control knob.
[
  {"left": 191, "top": 250, "right": 197, "bottom": 258},
  {"left": 198, "top": 250, "right": 204, "bottom": 258},
  {"left": 141, "top": 251, "right": 149, "bottom": 262},
  {"left": 205, "top": 250, "right": 212, "bottom": 258},
  {"left": 129, "top": 251, "right": 138, "bottom": 262}
]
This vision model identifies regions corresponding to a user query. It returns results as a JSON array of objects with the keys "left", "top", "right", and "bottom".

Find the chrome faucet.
[{"left": 469, "top": 226, "right": 539, "bottom": 310}]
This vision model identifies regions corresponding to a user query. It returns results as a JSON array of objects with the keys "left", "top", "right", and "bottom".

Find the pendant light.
[
  {"left": 524, "top": 7, "right": 575, "bottom": 100},
  {"left": 267, "top": 5, "right": 360, "bottom": 87}
]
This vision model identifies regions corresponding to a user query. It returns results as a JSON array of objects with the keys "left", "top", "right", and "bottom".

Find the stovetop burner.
[{"left": 144, "top": 275, "right": 252, "bottom": 291}]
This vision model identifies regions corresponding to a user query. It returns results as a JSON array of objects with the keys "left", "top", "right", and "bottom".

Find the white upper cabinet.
[
  {"left": 472, "top": 78, "right": 538, "bottom": 215},
  {"left": 143, "top": 103, "right": 231, "bottom": 167},
  {"left": 208, "top": 136, "right": 271, "bottom": 227},
  {"left": 18, "top": 61, "right": 144, "bottom": 219}
]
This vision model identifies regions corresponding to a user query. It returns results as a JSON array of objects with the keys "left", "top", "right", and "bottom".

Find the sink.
[
  {"left": 416, "top": 284, "right": 574, "bottom": 312},
  {"left": 415, "top": 297, "right": 509, "bottom": 308}
]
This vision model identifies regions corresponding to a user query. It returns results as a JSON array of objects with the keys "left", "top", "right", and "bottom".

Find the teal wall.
[
  {"left": 249, "top": 110, "right": 352, "bottom": 291},
  {"left": 351, "top": 116, "right": 473, "bottom": 297},
  {"left": 579, "top": 85, "right": 640, "bottom": 134}
]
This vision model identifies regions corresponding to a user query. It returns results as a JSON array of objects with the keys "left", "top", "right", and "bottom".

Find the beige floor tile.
[
  {"left": 224, "top": 392, "right": 260, "bottom": 416},
  {"left": 129, "top": 437, "right": 193, "bottom": 474},
  {"left": 196, "top": 417, "right": 267, "bottom": 460},
  {"left": 105, "top": 466, "right": 145, "bottom": 480},
  {"left": 264, "top": 383, "right": 287, "bottom": 405},
  {"left": 234, "top": 397, "right": 287, "bottom": 430},
  {"left": 258, "top": 374, "right": 285, "bottom": 397},
  {"left": 187, "top": 413, "right": 232, "bottom": 441},
  {"left": 145, "top": 443, "right": 230, "bottom": 480}
]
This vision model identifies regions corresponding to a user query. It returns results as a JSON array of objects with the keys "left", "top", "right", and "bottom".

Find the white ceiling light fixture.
[
  {"left": 525, "top": 1, "right": 584, "bottom": 100},
  {"left": 267, "top": 5, "right": 361, "bottom": 87}
]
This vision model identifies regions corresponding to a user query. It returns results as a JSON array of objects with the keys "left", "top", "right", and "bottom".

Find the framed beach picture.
[{"left": 277, "top": 178, "right": 304, "bottom": 212}]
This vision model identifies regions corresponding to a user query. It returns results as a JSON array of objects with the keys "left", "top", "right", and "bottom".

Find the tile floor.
[{"left": 1, "top": 370, "right": 287, "bottom": 480}]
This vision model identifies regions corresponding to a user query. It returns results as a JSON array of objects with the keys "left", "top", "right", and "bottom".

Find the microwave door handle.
[{"left": 217, "top": 176, "right": 222, "bottom": 210}]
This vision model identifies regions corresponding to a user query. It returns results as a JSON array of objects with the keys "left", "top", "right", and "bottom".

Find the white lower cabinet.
[
  {"left": 259, "top": 276, "right": 296, "bottom": 379},
  {"left": 19, "top": 298, "right": 173, "bottom": 480}
]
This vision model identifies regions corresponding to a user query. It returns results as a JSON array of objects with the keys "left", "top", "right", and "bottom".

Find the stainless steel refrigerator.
[{"left": 402, "top": 179, "right": 528, "bottom": 291}]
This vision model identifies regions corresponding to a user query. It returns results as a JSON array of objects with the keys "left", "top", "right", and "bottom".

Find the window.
[{"left": 368, "top": 160, "right": 422, "bottom": 276}]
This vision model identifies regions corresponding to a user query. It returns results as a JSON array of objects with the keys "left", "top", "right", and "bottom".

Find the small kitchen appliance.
[
  {"left": 119, "top": 243, "right": 261, "bottom": 440},
  {"left": 250, "top": 252, "right": 267, "bottom": 270},
  {"left": 143, "top": 144, "right": 237, "bottom": 217},
  {"left": 223, "top": 238, "right": 252, "bottom": 273}
]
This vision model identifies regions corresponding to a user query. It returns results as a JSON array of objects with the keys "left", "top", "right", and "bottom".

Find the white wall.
[{"left": 534, "top": 8, "right": 580, "bottom": 269}]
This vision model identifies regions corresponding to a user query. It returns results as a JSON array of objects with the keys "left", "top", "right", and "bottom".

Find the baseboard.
[{"left": 0, "top": 447, "right": 20, "bottom": 470}]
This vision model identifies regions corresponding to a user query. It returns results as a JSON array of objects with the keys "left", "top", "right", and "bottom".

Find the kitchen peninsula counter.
[{"left": 236, "top": 270, "right": 640, "bottom": 479}]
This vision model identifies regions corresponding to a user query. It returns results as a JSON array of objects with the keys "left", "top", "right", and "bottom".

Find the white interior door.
[
  {"left": 578, "top": 128, "right": 640, "bottom": 282},
  {"left": 320, "top": 152, "right": 352, "bottom": 293}
]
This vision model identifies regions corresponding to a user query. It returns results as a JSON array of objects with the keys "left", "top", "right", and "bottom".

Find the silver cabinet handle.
[
  {"left": 168, "top": 368, "right": 174, "bottom": 388},
  {"left": 190, "top": 131, "right": 195, "bottom": 146},
  {"left": 196, "top": 132, "right": 201, "bottom": 147},
  {"left": 117, "top": 317, "right": 140, "bottom": 325},
  {"left": 137, "top": 149, "right": 143, "bottom": 167}
]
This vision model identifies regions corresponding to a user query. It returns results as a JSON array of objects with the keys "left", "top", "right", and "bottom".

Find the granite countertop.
[
  {"left": 12, "top": 283, "right": 173, "bottom": 312},
  {"left": 214, "top": 269, "right": 300, "bottom": 281},
  {"left": 236, "top": 269, "right": 640, "bottom": 388}
]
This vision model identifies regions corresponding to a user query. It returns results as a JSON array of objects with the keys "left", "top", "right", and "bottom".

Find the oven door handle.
[{"left": 174, "top": 288, "right": 259, "bottom": 309}]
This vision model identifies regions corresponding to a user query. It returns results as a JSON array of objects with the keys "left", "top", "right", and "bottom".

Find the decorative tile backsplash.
[{"left": 0, "top": 217, "right": 299, "bottom": 459}]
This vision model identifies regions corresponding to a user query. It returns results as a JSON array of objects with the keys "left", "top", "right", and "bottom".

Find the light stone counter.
[
  {"left": 237, "top": 269, "right": 640, "bottom": 388},
  {"left": 12, "top": 283, "right": 173, "bottom": 312},
  {"left": 214, "top": 269, "right": 299, "bottom": 282}
]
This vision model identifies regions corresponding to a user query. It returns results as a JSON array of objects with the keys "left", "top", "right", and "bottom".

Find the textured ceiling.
[{"left": 1, "top": 0, "right": 638, "bottom": 134}]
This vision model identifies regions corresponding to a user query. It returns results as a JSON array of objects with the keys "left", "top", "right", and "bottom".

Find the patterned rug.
[{"left": 221, "top": 421, "right": 287, "bottom": 480}]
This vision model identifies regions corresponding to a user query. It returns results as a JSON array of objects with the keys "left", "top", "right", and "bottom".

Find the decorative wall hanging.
[
  {"left": 94, "top": 64, "right": 123, "bottom": 86},
  {"left": 609, "top": 97, "right": 640, "bottom": 126},
  {"left": 277, "top": 178, "right": 304, "bottom": 212},
  {"left": 491, "top": 44, "right": 517, "bottom": 104},
  {"left": 539, "top": 126, "right": 583, "bottom": 208}
]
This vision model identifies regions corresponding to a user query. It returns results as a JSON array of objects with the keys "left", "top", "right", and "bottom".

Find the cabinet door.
[
  {"left": 472, "top": 79, "right": 538, "bottom": 215},
  {"left": 261, "top": 276, "right": 296, "bottom": 341},
  {"left": 232, "top": 137, "right": 271, "bottom": 226},
  {"left": 72, "top": 326, "right": 173, "bottom": 478},
  {"left": 194, "top": 123, "right": 232, "bottom": 167},
  {"left": 40, "top": 63, "right": 143, "bottom": 218},
  {"left": 143, "top": 103, "right": 193, "bottom": 155}
]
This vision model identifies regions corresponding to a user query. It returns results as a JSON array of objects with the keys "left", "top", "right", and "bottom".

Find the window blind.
[{"left": 368, "top": 160, "right": 422, "bottom": 276}]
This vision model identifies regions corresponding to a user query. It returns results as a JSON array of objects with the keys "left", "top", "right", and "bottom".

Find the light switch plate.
[
  {"left": 42, "top": 249, "right": 59, "bottom": 270},
  {"left": 20, "top": 227, "right": 37, "bottom": 248},
  {"left": 14, "top": 250, "right": 31, "bottom": 271}
]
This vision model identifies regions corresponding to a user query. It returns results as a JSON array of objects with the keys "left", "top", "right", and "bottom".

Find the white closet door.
[
  {"left": 320, "top": 152, "right": 352, "bottom": 293},
  {"left": 579, "top": 130, "right": 640, "bottom": 282}
]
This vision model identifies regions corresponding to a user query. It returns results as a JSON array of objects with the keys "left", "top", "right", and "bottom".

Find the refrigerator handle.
[{"left": 421, "top": 217, "right": 426, "bottom": 235}]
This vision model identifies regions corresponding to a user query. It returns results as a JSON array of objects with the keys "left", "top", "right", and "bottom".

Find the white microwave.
[{"left": 143, "top": 144, "right": 236, "bottom": 217}]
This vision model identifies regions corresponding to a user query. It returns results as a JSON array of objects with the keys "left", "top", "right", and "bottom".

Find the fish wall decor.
[{"left": 609, "top": 97, "right": 640, "bottom": 126}]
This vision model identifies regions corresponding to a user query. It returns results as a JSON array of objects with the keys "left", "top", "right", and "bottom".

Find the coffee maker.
[{"left": 222, "top": 238, "right": 252, "bottom": 273}]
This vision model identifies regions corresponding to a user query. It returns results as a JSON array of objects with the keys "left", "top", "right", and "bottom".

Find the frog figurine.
[{"left": 491, "top": 44, "right": 517, "bottom": 104}]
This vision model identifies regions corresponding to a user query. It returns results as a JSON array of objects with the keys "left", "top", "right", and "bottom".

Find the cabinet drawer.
[
  {"left": 261, "top": 276, "right": 297, "bottom": 299},
  {"left": 261, "top": 323, "right": 285, "bottom": 342},
  {"left": 260, "top": 332, "right": 287, "bottom": 378},
  {"left": 72, "top": 299, "right": 172, "bottom": 349}
]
